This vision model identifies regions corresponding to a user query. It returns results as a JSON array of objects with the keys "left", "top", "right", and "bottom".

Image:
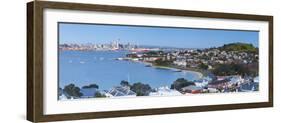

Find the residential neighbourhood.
[
  {"left": 59, "top": 75, "right": 258, "bottom": 100},
  {"left": 59, "top": 42, "right": 259, "bottom": 100}
]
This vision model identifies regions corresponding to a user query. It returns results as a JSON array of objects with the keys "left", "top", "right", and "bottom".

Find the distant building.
[
  {"left": 143, "top": 56, "right": 160, "bottom": 62},
  {"left": 173, "top": 60, "right": 187, "bottom": 66}
]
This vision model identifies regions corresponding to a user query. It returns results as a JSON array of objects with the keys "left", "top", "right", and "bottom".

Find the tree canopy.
[
  {"left": 120, "top": 80, "right": 130, "bottom": 87},
  {"left": 82, "top": 83, "right": 99, "bottom": 89},
  {"left": 154, "top": 59, "right": 172, "bottom": 66},
  {"left": 219, "top": 42, "right": 257, "bottom": 52},
  {"left": 212, "top": 63, "right": 258, "bottom": 76},
  {"left": 130, "top": 82, "right": 152, "bottom": 96},
  {"left": 199, "top": 63, "right": 209, "bottom": 70},
  {"left": 171, "top": 78, "right": 195, "bottom": 91},
  {"left": 63, "top": 84, "right": 83, "bottom": 98},
  {"left": 94, "top": 91, "right": 106, "bottom": 98}
]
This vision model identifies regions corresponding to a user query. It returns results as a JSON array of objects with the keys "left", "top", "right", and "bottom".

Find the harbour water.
[{"left": 59, "top": 50, "right": 201, "bottom": 90}]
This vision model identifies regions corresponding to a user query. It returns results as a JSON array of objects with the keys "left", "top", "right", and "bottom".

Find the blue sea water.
[{"left": 59, "top": 50, "right": 200, "bottom": 90}]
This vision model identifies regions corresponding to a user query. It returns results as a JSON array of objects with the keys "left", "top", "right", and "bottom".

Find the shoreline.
[
  {"left": 126, "top": 59, "right": 204, "bottom": 80},
  {"left": 152, "top": 65, "right": 204, "bottom": 80}
]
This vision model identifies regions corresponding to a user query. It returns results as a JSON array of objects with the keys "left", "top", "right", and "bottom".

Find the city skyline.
[{"left": 59, "top": 23, "right": 259, "bottom": 48}]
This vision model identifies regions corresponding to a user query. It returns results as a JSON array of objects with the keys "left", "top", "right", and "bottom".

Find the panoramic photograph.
[{"left": 58, "top": 23, "right": 259, "bottom": 100}]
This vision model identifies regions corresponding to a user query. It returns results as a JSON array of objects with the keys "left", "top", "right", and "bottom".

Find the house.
[
  {"left": 240, "top": 82, "right": 259, "bottom": 92},
  {"left": 207, "top": 88, "right": 219, "bottom": 93},
  {"left": 216, "top": 76, "right": 229, "bottom": 81},
  {"left": 149, "top": 86, "right": 182, "bottom": 96},
  {"left": 143, "top": 56, "right": 160, "bottom": 62},
  {"left": 254, "top": 76, "right": 259, "bottom": 83},
  {"left": 172, "top": 59, "right": 187, "bottom": 66},
  {"left": 107, "top": 86, "right": 137, "bottom": 97},
  {"left": 229, "top": 76, "right": 244, "bottom": 84},
  {"left": 208, "top": 79, "right": 230, "bottom": 88},
  {"left": 194, "top": 76, "right": 212, "bottom": 87},
  {"left": 181, "top": 86, "right": 203, "bottom": 94},
  {"left": 194, "top": 79, "right": 209, "bottom": 87}
]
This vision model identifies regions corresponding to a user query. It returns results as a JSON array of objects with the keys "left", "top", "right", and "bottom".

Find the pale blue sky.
[{"left": 59, "top": 23, "right": 259, "bottom": 48}]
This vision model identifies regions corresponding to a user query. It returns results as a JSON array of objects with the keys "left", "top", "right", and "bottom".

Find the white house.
[
  {"left": 229, "top": 76, "right": 244, "bottom": 84},
  {"left": 149, "top": 86, "right": 182, "bottom": 96},
  {"left": 254, "top": 76, "right": 259, "bottom": 83},
  {"left": 173, "top": 60, "right": 187, "bottom": 66},
  {"left": 107, "top": 86, "right": 137, "bottom": 98}
]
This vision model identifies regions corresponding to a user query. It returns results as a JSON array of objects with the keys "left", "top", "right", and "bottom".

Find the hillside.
[{"left": 219, "top": 42, "right": 257, "bottom": 52}]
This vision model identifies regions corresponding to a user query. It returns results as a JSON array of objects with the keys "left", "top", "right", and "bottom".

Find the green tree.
[
  {"left": 82, "top": 84, "right": 99, "bottom": 89},
  {"left": 126, "top": 53, "right": 138, "bottom": 58},
  {"left": 199, "top": 63, "right": 208, "bottom": 70},
  {"left": 219, "top": 42, "right": 256, "bottom": 52},
  {"left": 154, "top": 59, "right": 172, "bottom": 66},
  {"left": 131, "top": 82, "right": 152, "bottom": 96},
  {"left": 95, "top": 92, "right": 106, "bottom": 98},
  {"left": 120, "top": 80, "right": 130, "bottom": 87},
  {"left": 212, "top": 64, "right": 234, "bottom": 76},
  {"left": 171, "top": 78, "right": 195, "bottom": 91},
  {"left": 212, "top": 63, "right": 257, "bottom": 77},
  {"left": 63, "top": 84, "right": 83, "bottom": 99}
]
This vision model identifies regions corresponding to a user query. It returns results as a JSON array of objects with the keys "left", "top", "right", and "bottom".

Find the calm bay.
[{"left": 59, "top": 50, "right": 201, "bottom": 90}]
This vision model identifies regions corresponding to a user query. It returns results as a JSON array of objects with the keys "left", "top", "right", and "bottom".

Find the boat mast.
[{"left": 127, "top": 73, "right": 130, "bottom": 82}]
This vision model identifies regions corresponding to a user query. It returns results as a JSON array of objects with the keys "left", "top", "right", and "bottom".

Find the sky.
[{"left": 59, "top": 23, "right": 259, "bottom": 48}]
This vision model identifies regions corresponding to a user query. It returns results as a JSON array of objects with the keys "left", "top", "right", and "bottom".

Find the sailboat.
[{"left": 127, "top": 73, "right": 130, "bottom": 83}]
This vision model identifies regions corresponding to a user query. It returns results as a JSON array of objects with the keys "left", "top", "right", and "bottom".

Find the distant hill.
[{"left": 218, "top": 42, "right": 257, "bottom": 52}]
